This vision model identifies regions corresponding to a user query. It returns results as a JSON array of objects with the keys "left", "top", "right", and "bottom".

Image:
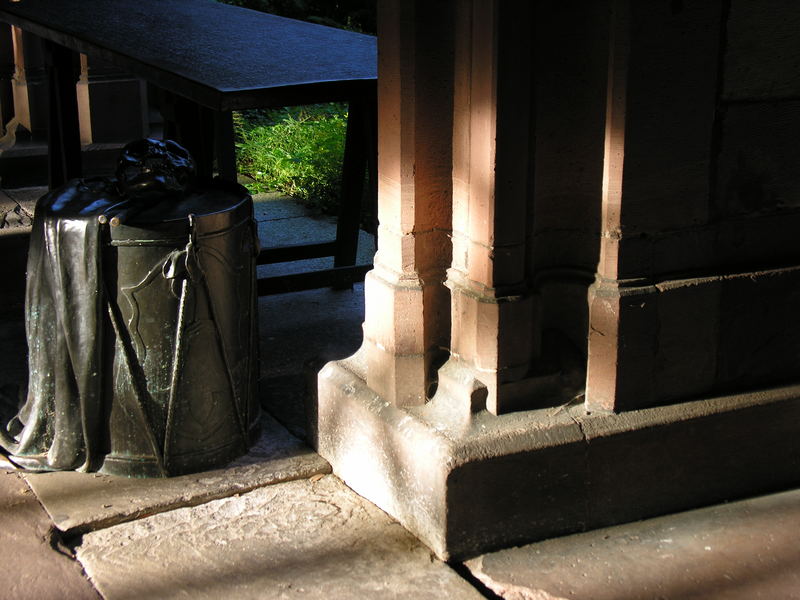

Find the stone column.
[
  {"left": 8, "top": 27, "right": 48, "bottom": 142},
  {"left": 1, "top": 30, "right": 148, "bottom": 187},
  {"left": 0, "top": 24, "right": 15, "bottom": 136},
  {"left": 361, "top": 0, "right": 453, "bottom": 406},
  {"left": 316, "top": 0, "right": 800, "bottom": 562},
  {"left": 77, "top": 55, "right": 147, "bottom": 146},
  {"left": 585, "top": 0, "right": 800, "bottom": 412},
  {"left": 435, "top": 0, "right": 537, "bottom": 416}
]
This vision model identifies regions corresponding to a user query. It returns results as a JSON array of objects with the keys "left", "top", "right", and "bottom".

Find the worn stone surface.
[
  {"left": 23, "top": 413, "right": 330, "bottom": 534},
  {"left": 466, "top": 488, "right": 800, "bottom": 600},
  {"left": 0, "top": 188, "right": 38, "bottom": 308},
  {"left": 0, "top": 470, "right": 99, "bottom": 600},
  {"left": 0, "top": 186, "right": 38, "bottom": 231},
  {"left": 77, "top": 475, "right": 483, "bottom": 600}
]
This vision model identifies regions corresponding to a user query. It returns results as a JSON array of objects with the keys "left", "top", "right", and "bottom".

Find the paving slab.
[
  {"left": 252, "top": 193, "right": 376, "bottom": 279},
  {"left": 4, "top": 185, "right": 41, "bottom": 212},
  {"left": 465, "top": 488, "right": 800, "bottom": 600},
  {"left": 252, "top": 191, "right": 314, "bottom": 221},
  {"left": 0, "top": 470, "right": 99, "bottom": 600},
  {"left": 259, "top": 284, "right": 366, "bottom": 439},
  {"left": 77, "top": 474, "right": 483, "bottom": 600},
  {"left": 21, "top": 413, "right": 330, "bottom": 534}
]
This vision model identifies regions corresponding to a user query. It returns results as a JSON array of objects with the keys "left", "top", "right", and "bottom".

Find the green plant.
[{"left": 234, "top": 104, "right": 348, "bottom": 214}]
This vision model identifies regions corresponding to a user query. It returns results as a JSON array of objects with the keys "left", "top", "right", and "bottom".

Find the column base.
[{"left": 314, "top": 353, "right": 800, "bottom": 560}]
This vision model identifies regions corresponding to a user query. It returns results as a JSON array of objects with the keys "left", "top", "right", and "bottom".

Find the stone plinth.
[{"left": 316, "top": 355, "right": 800, "bottom": 560}]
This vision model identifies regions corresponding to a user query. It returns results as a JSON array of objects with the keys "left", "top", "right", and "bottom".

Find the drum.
[
  {"left": 102, "top": 182, "right": 260, "bottom": 476},
  {"left": 1, "top": 164, "right": 260, "bottom": 477}
]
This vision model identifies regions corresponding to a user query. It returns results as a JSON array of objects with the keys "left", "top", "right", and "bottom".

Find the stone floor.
[{"left": 1, "top": 188, "right": 800, "bottom": 599}]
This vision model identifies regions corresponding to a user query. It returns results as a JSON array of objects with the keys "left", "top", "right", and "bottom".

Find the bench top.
[{"left": 0, "top": 0, "right": 377, "bottom": 111}]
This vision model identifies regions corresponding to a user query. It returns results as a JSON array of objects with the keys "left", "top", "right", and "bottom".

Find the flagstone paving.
[
  {"left": 76, "top": 475, "right": 484, "bottom": 600},
  {"left": 466, "top": 488, "right": 800, "bottom": 600},
  {"left": 0, "top": 470, "right": 99, "bottom": 600},
  {"left": 23, "top": 413, "right": 330, "bottom": 535}
]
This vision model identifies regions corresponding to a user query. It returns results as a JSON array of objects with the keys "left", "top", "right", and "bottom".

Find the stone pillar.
[
  {"left": 8, "top": 27, "right": 48, "bottom": 142},
  {"left": 0, "top": 24, "right": 16, "bottom": 136},
  {"left": 361, "top": 0, "right": 453, "bottom": 406},
  {"left": 316, "top": 0, "right": 800, "bottom": 562},
  {"left": 585, "top": 0, "right": 725, "bottom": 412},
  {"left": 0, "top": 31, "right": 148, "bottom": 187},
  {"left": 76, "top": 55, "right": 147, "bottom": 146},
  {"left": 435, "top": 0, "right": 537, "bottom": 416}
]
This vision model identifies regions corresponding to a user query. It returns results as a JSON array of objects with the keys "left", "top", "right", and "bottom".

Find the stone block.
[
  {"left": 465, "top": 238, "right": 526, "bottom": 291},
  {"left": 538, "top": 277, "right": 591, "bottom": 355},
  {"left": 530, "top": 228, "right": 600, "bottom": 275},
  {"left": 586, "top": 281, "right": 660, "bottom": 412},
  {"left": 724, "top": 0, "right": 800, "bottom": 101},
  {"left": 715, "top": 101, "right": 800, "bottom": 215},
  {"left": 77, "top": 475, "right": 483, "bottom": 600},
  {"left": 449, "top": 280, "right": 534, "bottom": 374},
  {"left": 363, "top": 337, "right": 427, "bottom": 407},
  {"left": 586, "top": 269, "right": 795, "bottom": 412},
  {"left": 653, "top": 277, "right": 720, "bottom": 402},
  {"left": 315, "top": 353, "right": 800, "bottom": 560},
  {"left": 716, "top": 211, "right": 800, "bottom": 269},
  {"left": 619, "top": 0, "right": 721, "bottom": 233},
  {"left": 716, "top": 266, "right": 800, "bottom": 390},
  {"left": 363, "top": 269, "right": 424, "bottom": 355},
  {"left": 650, "top": 226, "right": 716, "bottom": 277},
  {"left": 315, "top": 356, "right": 587, "bottom": 559},
  {"left": 531, "top": 0, "right": 607, "bottom": 275},
  {"left": 582, "top": 386, "right": 800, "bottom": 527}
]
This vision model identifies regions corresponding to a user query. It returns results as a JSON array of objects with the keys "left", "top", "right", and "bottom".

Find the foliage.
[
  {"left": 234, "top": 104, "right": 348, "bottom": 214},
  {"left": 219, "top": 0, "right": 374, "bottom": 213},
  {"left": 216, "top": 0, "right": 376, "bottom": 34}
]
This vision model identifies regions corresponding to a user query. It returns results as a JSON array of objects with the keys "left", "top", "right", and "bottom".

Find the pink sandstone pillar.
[
  {"left": 315, "top": 0, "right": 800, "bottom": 561},
  {"left": 435, "top": 0, "right": 537, "bottom": 415},
  {"left": 585, "top": 0, "right": 725, "bottom": 411},
  {"left": 362, "top": 0, "right": 453, "bottom": 406}
]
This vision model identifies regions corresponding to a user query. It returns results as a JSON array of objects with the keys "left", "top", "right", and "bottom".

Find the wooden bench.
[{"left": 0, "top": 0, "right": 377, "bottom": 294}]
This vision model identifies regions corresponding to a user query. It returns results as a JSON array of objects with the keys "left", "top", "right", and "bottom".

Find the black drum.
[
  {"left": 102, "top": 185, "right": 261, "bottom": 476},
  {"left": 1, "top": 140, "right": 260, "bottom": 477}
]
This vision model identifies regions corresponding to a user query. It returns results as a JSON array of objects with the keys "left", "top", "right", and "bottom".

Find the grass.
[{"left": 234, "top": 103, "right": 348, "bottom": 214}]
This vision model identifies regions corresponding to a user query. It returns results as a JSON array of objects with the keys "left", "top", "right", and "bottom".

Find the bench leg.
[
  {"left": 44, "top": 40, "right": 81, "bottom": 189},
  {"left": 334, "top": 95, "right": 375, "bottom": 268},
  {"left": 364, "top": 95, "right": 378, "bottom": 242},
  {"left": 159, "top": 91, "right": 215, "bottom": 178},
  {"left": 214, "top": 110, "right": 237, "bottom": 182}
]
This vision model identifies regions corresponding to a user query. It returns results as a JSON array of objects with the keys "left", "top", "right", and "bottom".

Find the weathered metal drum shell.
[{"left": 100, "top": 193, "right": 259, "bottom": 477}]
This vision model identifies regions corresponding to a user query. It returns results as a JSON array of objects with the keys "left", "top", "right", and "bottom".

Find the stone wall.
[{"left": 582, "top": 0, "right": 800, "bottom": 411}]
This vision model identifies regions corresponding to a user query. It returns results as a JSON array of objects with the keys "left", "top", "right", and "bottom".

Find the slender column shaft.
[
  {"left": 439, "top": 0, "right": 537, "bottom": 415},
  {"left": 362, "top": 0, "right": 454, "bottom": 406}
]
